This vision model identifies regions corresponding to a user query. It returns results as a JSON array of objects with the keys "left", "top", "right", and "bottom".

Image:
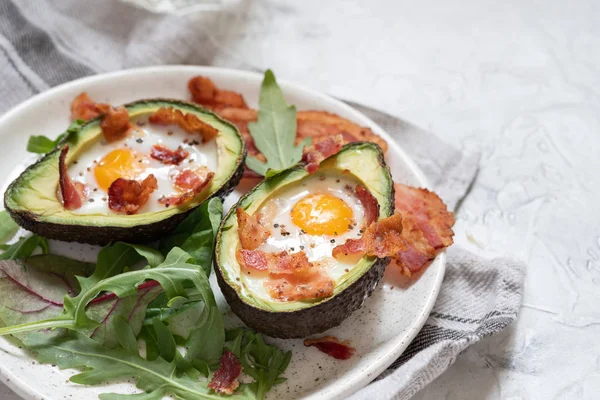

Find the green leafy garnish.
[
  {"left": 0, "top": 234, "right": 48, "bottom": 260},
  {"left": 26, "top": 119, "right": 84, "bottom": 154},
  {"left": 0, "top": 210, "right": 19, "bottom": 243},
  {"left": 25, "top": 331, "right": 251, "bottom": 400},
  {"left": 245, "top": 70, "right": 310, "bottom": 177}
]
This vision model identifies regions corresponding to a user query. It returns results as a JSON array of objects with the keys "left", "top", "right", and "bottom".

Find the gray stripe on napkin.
[{"left": 0, "top": 2, "right": 525, "bottom": 399}]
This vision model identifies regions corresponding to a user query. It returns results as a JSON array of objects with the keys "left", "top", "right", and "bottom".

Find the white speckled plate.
[{"left": 0, "top": 66, "right": 445, "bottom": 400}]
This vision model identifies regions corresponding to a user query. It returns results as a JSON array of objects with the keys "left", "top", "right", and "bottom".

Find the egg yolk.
[
  {"left": 94, "top": 148, "right": 139, "bottom": 191},
  {"left": 291, "top": 193, "right": 353, "bottom": 236}
]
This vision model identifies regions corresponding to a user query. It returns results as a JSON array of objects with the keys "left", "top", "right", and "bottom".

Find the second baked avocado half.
[
  {"left": 4, "top": 99, "right": 245, "bottom": 245},
  {"left": 215, "top": 142, "right": 394, "bottom": 338}
]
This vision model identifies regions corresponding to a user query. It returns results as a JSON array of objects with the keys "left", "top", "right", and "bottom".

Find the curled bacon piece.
[
  {"left": 237, "top": 249, "right": 335, "bottom": 301},
  {"left": 149, "top": 107, "right": 218, "bottom": 142},
  {"left": 208, "top": 350, "right": 242, "bottom": 395},
  {"left": 100, "top": 106, "right": 133, "bottom": 143},
  {"left": 355, "top": 185, "right": 379, "bottom": 225},
  {"left": 332, "top": 213, "right": 405, "bottom": 259},
  {"left": 188, "top": 76, "right": 248, "bottom": 110},
  {"left": 159, "top": 168, "right": 214, "bottom": 207},
  {"left": 236, "top": 208, "right": 270, "bottom": 250},
  {"left": 108, "top": 175, "right": 157, "bottom": 215},
  {"left": 150, "top": 144, "right": 189, "bottom": 165},
  {"left": 58, "top": 145, "right": 86, "bottom": 210},
  {"left": 70, "top": 92, "right": 110, "bottom": 121},
  {"left": 302, "top": 134, "right": 344, "bottom": 173},
  {"left": 304, "top": 336, "right": 355, "bottom": 360},
  {"left": 393, "top": 184, "right": 455, "bottom": 276}
]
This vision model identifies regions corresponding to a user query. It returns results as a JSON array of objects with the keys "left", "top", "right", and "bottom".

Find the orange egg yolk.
[
  {"left": 291, "top": 193, "right": 353, "bottom": 236},
  {"left": 94, "top": 148, "right": 139, "bottom": 191}
]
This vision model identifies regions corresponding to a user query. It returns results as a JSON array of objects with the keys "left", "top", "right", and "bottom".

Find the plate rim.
[{"left": 0, "top": 65, "right": 446, "bottom": 400}]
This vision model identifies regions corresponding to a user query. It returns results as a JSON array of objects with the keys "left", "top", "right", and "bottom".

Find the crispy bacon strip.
[
  {"left": 392, "top": 184, "right": 455, "bottom": 276},
  {"left": 149, "top": 107, "right": 218, "bottom": 142},
  {"left": 304, "top": 336, "right": 355, "bottom": 360},
  {"left": 302, "top": 134, "right": 344, "bottom": 174},
  {"left": 70, "top": 92, "right": 110, "bottom": 121},
  {"left": 236, "top": 249, "right": 269, "bottom": 272},
  {"left": 58, "top": 145, "right": 86, "bottom": 210},
  {"left": 159, "top": 168, "right": 214, "bottom": 207},
  {"left": 186, "top": 76, "right": 389, "bottom": 177},
  {"left": 355, "top": 185, "right": 379, "bottom": 225},
  {"left": 332, "top": 213, "right": 405, "bottom": 259},
  {"left": 100, "top": 106, "right": 133, "bottom": 143},
  {"left": 236, "top": 208, "right": 270, "bottom": 250},
  {"left": 108, "top": 175, "right": 158, "bottom": 215},
  {"left": 208, "top": 350, "right": 242, "bottom": 395},
  {"left": 150, "top": 144, "right": 189, "bottom": 165},
  {"left": 188, "top": 76, "right": 248, "bottom": 110},
  {"left": 236, "top": 249, "right": 335, "bottom": 301}
]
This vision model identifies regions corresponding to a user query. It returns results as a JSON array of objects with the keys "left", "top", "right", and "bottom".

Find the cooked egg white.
[
  {"left": 242, "top": 173, "right": 368, "bottom": 300},
  {"left": 68, "top": 116, "right": 218, "bottom": 214}
]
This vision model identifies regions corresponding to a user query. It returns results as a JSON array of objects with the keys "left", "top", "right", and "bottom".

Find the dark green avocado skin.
[
  {"left": 4, "top": 98, "right": 246, "bottom": 245},
  {"left": 215, "top": 142, "right": 396, "bottom": 338},
  {"left": 216, "top": 256, "right": 390, "bottom": 339},
  {"left": 6, "top": 161, "right": 244, "bottom": 245}
]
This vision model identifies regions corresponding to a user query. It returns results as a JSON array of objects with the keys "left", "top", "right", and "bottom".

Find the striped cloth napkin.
[{"left": 0, "top": 1, "right": 525, "bottom": 398}]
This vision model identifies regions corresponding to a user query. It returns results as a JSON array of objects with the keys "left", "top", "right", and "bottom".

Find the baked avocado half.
[
  {"left": 215, "top": 142, "right": 394, "bottom": 338},
  {"left": 4, "top": 99, "right": 245, "bottom": 245}
]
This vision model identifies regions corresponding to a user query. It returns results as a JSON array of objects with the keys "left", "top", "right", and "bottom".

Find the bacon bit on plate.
[
  {"left": 148, "top": 107, "right": 218, "bottom": 142},
  {"left": 236, "top": 208, "right": 271, "bottom": 250},
  {"left": 355, "top": 185, "right": 379, "bottom": 225},
  {"left": 70, "top": 92, "right": 110, "bottom": 121},
  {"left": 108, "top": 175, "right": 157, "bottom": 215},
  {"left": 100, "top": 106, "right": 133, "bottom": 143},
  {"left": 188, "top": 76, "right": 248, "bottom": 110},
  {"left": 303, "top": 336, "right": 356, "bottom": 360},
  {"left": 302, "top": 134, "right": 344, "bottom": 173},
  {"left": 207, "top": 350, "right": 242, "bottom": 395},
  {"left": 159, "top": 168, "right": 214, "bottom": 207},
  {"left": 392, "top": 184, "right": 455, "bottom": 276},
  {"left": 150, "top": 144, "right": 189, "bottom": 165},
  {"left": 57, "top": 145, "right": 87, "bottom": 210}
]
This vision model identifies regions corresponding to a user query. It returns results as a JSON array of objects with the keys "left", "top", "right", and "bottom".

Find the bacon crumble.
[
  {"left": 58, "top": 145, "right": 87, "bottom": 210},
  {"left": 355, "top": 185, "right": 379, "bottom": 225},
  {"left": 149, "top": 107, "right": 218, "bottom": 142},
  {"left": 100, "top": 106, "right": 133, "bottom": 143},
  {"left": 150, "top": 144, "right": 189, "bottom": 165},
  {"left": 108, "top": 175, "right": 158, "bottom": 215},
  {"left": 159, "top": 168, "right": 214, "bottom": 207},
  {"left": 70, "top": 92, "right": 110, "bottom": 121},
  {"left": 302, "top": 134, "right": 344, "bottom": 174},
  {"left": 208, "top": 350, "right": 242, "bottom": 395},
  {"left": 236, "top": 208, "right": 270, "bottom": 250},
  {"left": 303, "top": 336, "right": 355, "bottom": 360}
]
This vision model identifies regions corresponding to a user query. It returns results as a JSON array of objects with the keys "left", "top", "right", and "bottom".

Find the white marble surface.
[{"left": 2, "top": 0, "right": 600, "bottom": 398}]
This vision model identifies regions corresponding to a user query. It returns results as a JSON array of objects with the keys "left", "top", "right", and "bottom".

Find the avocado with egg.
[
  {"left": 215, "top": 142, "right": 394, "bottom": 338},
  {"left": 4, "top": 99, "right": 245, "bottom": 245}
]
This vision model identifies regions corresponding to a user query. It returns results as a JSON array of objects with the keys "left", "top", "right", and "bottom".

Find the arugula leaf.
[
  {"left": 26, "top": 119, "right": 85, "bottom": 154},
  {"left": 0, "top": 247, "right": 203, "bottom": 336},
  {"left": 240, "top": 331, "right": 292, "bottom": 400},
  {"left": 245, "top": 70, "right": 311, "bottom": 176},
  {"left": 0, "top": 211, "right": 19, "bottom": 243},
  {"left": 24, "top": 331, "right": 253, "bottom": 400},
  {"left": 159, "top": 198, "right": 222, "bottom": 276},
  {"left": 0, "top": 235, "right": 48, "bottom": 260}
]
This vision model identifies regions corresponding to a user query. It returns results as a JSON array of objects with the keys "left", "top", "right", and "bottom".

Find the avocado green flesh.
[
  {"left": 4, "top": 99, "right": 245, "bottom": 244},
  {"left": 216, "top": 142, "right": 394, "bottom": 322}
]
